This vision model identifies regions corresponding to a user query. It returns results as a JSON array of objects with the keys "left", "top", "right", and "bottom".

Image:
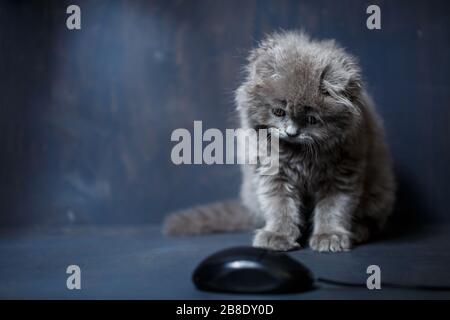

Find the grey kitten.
[{"left": 164, "top": 31, "right": 395, "bottom": 252}]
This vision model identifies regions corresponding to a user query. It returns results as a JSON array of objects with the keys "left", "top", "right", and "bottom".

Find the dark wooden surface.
[
  {"left": 0, "top": 0, "right": 449, "bottom": 226},
  {"left": 1, "top": 224, "right": 450, "bottom": 299}
]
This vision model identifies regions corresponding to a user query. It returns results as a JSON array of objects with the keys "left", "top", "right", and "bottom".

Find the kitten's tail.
[{"left": 163, "top": 200, "right": 262, "bottom": 236}]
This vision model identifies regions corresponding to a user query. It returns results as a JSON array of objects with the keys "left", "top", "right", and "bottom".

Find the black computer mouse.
[{"left": 192, "top": 246, "right": 315, "bottom": 294}]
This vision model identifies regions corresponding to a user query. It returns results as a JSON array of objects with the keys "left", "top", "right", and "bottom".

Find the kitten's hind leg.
[{"left": 163, "top": 200, "right": 261, "bottom": 235}]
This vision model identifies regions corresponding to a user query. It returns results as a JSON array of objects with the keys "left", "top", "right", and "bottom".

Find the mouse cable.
[{"left": 317, "top": 277, "right": 450, "bottom": 292}]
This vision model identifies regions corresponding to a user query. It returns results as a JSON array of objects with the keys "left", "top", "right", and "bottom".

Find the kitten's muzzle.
[{"left": 285, "top": 126, "right": 300, "bottom": 137}]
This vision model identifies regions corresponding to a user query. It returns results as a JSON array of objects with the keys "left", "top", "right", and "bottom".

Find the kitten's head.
[{"left": 237, "top": 31, "right": 363, "bottom": 148}]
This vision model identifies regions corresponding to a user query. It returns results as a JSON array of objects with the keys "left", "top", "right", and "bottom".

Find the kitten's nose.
[{"left": 286, "top": 126, "right": 299, "bottom": 137}]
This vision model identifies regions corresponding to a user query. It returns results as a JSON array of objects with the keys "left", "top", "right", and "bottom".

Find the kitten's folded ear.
[{"left": 320, "top": 60, "right": 362, "bottom": 97}]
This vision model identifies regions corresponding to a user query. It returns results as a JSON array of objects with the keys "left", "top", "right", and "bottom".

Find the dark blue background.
[{"left": 0, "top": 0, "right": 449, "bottom": 227}]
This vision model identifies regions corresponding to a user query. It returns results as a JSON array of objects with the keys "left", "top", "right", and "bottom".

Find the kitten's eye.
[
  {"left": 280, "top": 99, "right": 287, "bottom": 106},
  {"left": 306, "top": 115, "right": 318, "bottom": 125},
  {"left": 272, "top": 108, "right": 286, "bottom": 117}
]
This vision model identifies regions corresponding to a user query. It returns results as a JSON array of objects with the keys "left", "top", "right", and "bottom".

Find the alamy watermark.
[
  {"left": 367, "top": 264, "right": 381, "bottom": 289},
  {"left": 66, "top": 5, "right": 81, "bottom": 30},
  {"left": 66, "top": 265, "right": 81, "bottom": 290},
  {"left": 170, "top": 121, "right": 280, "bottom": 175},
  {"left": 66, "top": 4, "right": 380, "bottom": 31},
  {"left": 366, "top": 5, "right": 381, "bottom": 30}
]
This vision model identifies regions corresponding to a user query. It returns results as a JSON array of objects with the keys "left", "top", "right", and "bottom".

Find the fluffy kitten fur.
[{"left": 164, "top": 31, "right": 395, "bottom": 252}]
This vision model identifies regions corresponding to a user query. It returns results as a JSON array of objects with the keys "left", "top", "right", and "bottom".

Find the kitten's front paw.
[
  {"left": 253, "top": 230, "right": 300, "bottom": 251},
  {"left": 309, "top": 233, "right": 352, "bottom": 252}
]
